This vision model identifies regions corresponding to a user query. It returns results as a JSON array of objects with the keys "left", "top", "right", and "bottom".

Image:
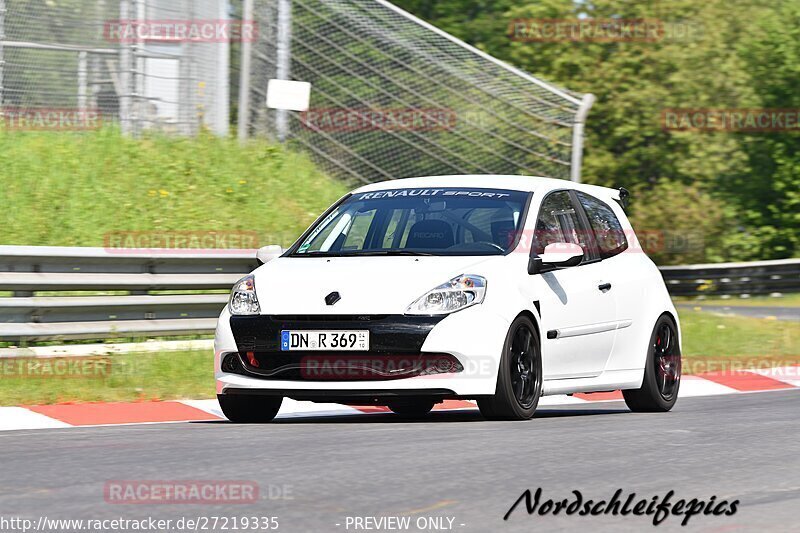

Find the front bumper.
[{"left": 214, "top": 306, "right": 509, "bottom": 398}]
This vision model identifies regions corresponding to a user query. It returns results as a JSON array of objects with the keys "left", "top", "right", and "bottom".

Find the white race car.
[{"left": 214, "top": 175, "right": 681, "bottom": 421}]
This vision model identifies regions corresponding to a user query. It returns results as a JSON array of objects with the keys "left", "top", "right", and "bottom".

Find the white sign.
[{"left": 266, "top": 79, "right": 311, "bottom": 111}]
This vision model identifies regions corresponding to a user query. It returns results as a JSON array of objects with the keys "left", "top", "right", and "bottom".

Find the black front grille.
[
  {"left": 227, "top": 314, "right": 452, "bottom": 381},
  {"left": 229, "top": 314, "right": 446, "bottom": 354}
]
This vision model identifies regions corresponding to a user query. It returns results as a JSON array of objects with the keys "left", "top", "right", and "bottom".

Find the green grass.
[
  {"left": 678, "top": 309, "right": 799, "bottom": 374},
  {"left": 0, "top": 350, "right": 213, "bottom": 406},
  {"left": 675, "top": 293, "right": 800, "bottom": 308},
  {"left": 0, "top": 128, "right": 348, "bottom": 248}
]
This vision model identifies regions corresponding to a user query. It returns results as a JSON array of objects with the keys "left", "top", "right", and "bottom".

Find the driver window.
[{"left": 533, "top": 191, "right": 585, "bottom": 256}]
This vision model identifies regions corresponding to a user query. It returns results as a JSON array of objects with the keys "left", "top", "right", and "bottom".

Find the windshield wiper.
[
  {"left": 295, "top": 250, "right": 344, "bottom": 257},
  {"left": 293, "top": 250, "right": 436, "bottom": 257},
  {"left": 351, "top": 250, "right": 437, "bottom": 256}
]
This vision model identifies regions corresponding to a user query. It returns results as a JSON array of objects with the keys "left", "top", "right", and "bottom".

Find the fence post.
[
  {"left": 214, "top": 0, "right": 230, "bottom": 136},
  {"left": 177, "top": 0, "right": 191, "bottom": 135},
  {"left": 78, "top": 51, "right": 88, "bottom": 110},
  {"left": 275, "top": 0, "right": 292, "bottom": 142},
  {"left": 570, "top": 93, "right": 595, "bottom": 183},
  {"left": 0, "top": 0, "right": 6, "bottom": 112},
  {"left": 132, "top": 0, "right": 146, "bottom": 136},
  {"left": 184, "top": 0, "right": 197, "bottom": 136},
  {"left": 92, "top": 0, "right": 105, "bottom": 110},
  {"left": 237, "top": 0, "right": 254, "bottom": 143},
  {"left": 119, "top": 0, "right": 132, "bottom": 135}
]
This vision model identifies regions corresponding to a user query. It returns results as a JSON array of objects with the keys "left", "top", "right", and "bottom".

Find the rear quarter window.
[{"left": 576, "top": 192, "right": 628, "bottom": 259}]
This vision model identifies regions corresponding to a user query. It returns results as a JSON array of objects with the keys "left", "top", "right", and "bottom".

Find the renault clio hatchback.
[{"left": 214, "top": 175, "right": 681, "bottom": 421}]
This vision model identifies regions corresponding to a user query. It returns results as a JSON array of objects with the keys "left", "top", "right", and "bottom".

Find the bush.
[{"left": 628, "top": 180, "right": 729, "bottom": 265}]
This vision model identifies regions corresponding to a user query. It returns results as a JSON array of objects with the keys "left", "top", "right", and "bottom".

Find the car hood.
[{"left": 251, "top": 255, "right": 499, "bottom": 315}]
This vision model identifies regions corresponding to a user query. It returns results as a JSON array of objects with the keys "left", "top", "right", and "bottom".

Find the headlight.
[
  {"left": 405, "top": 274, "right": 486, "bottom": 315},
  {"left": 228, "top": 274, "right": 261, "bottom": 315}
]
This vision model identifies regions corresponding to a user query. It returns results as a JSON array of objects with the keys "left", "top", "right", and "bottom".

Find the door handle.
[{"left": 598, "top": 282, "right": 612, "bottom": 291}]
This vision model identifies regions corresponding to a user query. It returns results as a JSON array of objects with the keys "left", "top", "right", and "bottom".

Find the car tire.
[
  {"left": 623, "top": 314, "right": 681, "bottom": 412},
  {"left": 386, "top": 398, "right": 436, "bottom": 418},
  {"left": 217, "top": 394, "right": 283, "bottom": 423},
  {"left": 478, "top": 316, "right": 542, "bottom": 421}
]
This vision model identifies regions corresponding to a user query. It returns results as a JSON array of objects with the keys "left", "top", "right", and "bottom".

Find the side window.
[
  {"left": 533, "top": 191, "right": 589, "bottom": 256},
  {"left": 576, "top": 192, "right": 628, "bottom": 259}
]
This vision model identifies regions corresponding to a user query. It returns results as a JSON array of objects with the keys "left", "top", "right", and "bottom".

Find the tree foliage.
[{"left": 392, "top": 0, "right": 799, "bottom": 263}]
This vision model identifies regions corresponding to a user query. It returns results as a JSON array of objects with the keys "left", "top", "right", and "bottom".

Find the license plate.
[{"left": 280, "top": 330, "right": 369, "bottom": 351}]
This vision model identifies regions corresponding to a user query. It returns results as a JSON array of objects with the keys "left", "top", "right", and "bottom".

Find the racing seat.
[
  {"left": 405, "top": 220, "right": 454, "bottom": 249},
  {"left": 491, "top": 219, "right": 516, "bottom": 249}
]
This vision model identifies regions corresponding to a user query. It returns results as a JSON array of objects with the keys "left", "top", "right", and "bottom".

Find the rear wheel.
[
  {"left": 218, "top": 394, "right": 283, "bottom": 423},
  {"left": 478, "top": 316, "right": 542, "bottom": 421},
  {"left": 623, "top": 315, "right": 681, "bottom": 412},
  {"left": 386, "top": 398, "right": 436, "bottom": 418}
]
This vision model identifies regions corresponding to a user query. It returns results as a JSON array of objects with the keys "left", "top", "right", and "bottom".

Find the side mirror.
[
  {"left": 528, "top": 242, "right": 584, "bottom": 274},
  {"left": 256, "top": 244, "right": 283, "bottom": 265}
]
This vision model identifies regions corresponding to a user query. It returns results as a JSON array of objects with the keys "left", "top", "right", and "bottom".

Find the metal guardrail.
[
  {"left": 659, "top": 258, "right": 800, "bottom": 297},
  {"left": 0, "top": 246, "right": 260, "bottom": 274},
  {"left": 0, "top": 246, "right": 263, "bottom": 342},
  {"left": 0, "top": 246, "right": 797, "bottom": 342}
]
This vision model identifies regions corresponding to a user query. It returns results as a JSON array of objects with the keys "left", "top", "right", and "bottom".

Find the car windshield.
[{"left": 291, "top": 187, "right": 530, "bottom": 257}]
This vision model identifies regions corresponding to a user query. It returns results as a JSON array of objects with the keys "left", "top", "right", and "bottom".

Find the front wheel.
[
  {"left": 218, "top": 394, "right": 283, "bottom": 423},
  {"left": 478, "top": 316, "right": 542, "bottom": 421},
  {"left": 623, "top": 315, "right": 681, "bottom": 412}
]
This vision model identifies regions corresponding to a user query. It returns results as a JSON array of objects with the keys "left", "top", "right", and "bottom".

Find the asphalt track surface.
[{"left": 1, "top": 391, "right": 798, "bottom": 533}]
